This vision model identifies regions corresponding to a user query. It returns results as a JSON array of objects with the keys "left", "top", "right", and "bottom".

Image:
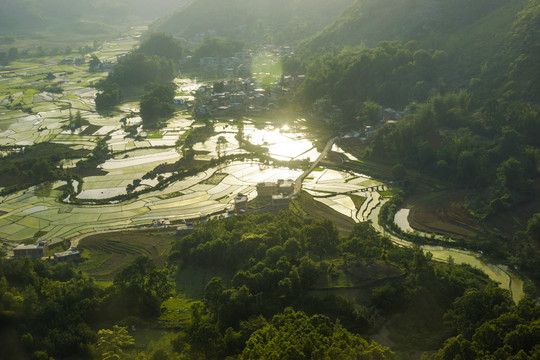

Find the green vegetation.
[
  {"left": 77, "top": 230, "right": 175, "bottom": 280},
  {"left": 0, "top": 256, "right": 168, "bottom": 359},
  {"left": 191, "top": 37, "right": 244, "bottom": 61},
  {"left": 154, "top": 0, "right": 356, "bottom": 45},
  {"left": 1, "top": 212, "right": 540, "bottom": 359},
  {"left": 242, "top": 308, "right": 394, "bottom": 359},
  {"left": 137, "top": 32, "right": 184, "bottom": 61},
  {"left": 278, "top": 0, "right": 540, "bottom": 284},
  {"left": 295, "top": 41, "right": 451, "bottom": 109},
  {"left": 94, "top": 32, "right": 182, "bottom": 113},
  {"left": 140, "top": 82, "right": 176, "bottom": 128},
  {"left": 1, "top": 0, "right": 539, "bottom": 358},
  {"left": 0, "top": 142, "right": 88, "bottom": 192},
  {"left": 349, "top": 194, "right": 367, "bottom": 209}
]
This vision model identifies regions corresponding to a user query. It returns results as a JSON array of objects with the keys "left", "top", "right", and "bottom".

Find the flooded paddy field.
[
  {"left": 0, "top": 160, "right": 302, "bottom": 245},
  {"left": 0, "top": 38, "right": 312, "bottom": 244}
]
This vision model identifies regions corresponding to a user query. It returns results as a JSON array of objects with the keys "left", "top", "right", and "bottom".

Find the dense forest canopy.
[
  {"left": 94, "top": 32, "right": 183, "bottom": 113},
  {"left": 290, "top": 0, "right": 540, "bottom": 104}
]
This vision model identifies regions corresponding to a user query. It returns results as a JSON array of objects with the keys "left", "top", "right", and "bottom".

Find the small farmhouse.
[{"left": 13, "top": 241, "right": 48, "bottom": 259}]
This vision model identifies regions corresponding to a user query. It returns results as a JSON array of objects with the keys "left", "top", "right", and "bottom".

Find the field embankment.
[
  {"left": 77, "top": 229, "right": 175, "bottom": 280},
  {"left": 407, "top": 190, "right": 483, "bottom": 238}
]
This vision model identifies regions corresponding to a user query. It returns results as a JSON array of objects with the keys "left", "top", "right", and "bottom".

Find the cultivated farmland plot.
[{"left": 0, "top": 27, "right": 386, "bottom": 253}]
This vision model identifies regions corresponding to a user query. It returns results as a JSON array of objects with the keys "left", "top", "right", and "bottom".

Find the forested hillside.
[
  {"left": 283, "top": 0, "right": 540, "bottom": 278},
  {"left": 0, "top": 0, "right": 188, "bottom": 37},
  {"left": 292, "top": 0, "right": 538, "bottom": 102},
  {"left": 153, "top": 0, "right": 356, "bottom": 45},
  {"left": 300, "top": 0, "right": 518, "bottom": 50}
]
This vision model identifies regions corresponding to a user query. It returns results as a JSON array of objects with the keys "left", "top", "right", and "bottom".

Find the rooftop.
[
  {"left": 54, "top": 249, "right": 80, "bottom": 258},
  {"left": 14, "top": 241, "right": 47, "bottom": 250}
]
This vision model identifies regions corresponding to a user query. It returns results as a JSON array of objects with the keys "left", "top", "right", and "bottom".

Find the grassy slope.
[{"left": 77, "top": 229, "right": 175, "bottom": 280}]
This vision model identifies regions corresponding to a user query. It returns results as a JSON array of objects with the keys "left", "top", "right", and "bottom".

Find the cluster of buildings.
[
  {"left": 234, "top": 179, "right": 296, "bottom": 213},
  {"left": 58, "top": 57, "right": 86, "bottom": 65},
  {"left": 12, "top": 241, "right": 81, "bottom": 262},
  {"left": 198, "top": 50, "right": 253, "bottom": 77},
  {"left": 196, "top": 45, "right": 295, "bottom": 77},
  {"left": 192, "top": 75, "right": 303, "bottom": 117},
  {"left": 259, "top": 179, "right": 296, "bottom": 210}
]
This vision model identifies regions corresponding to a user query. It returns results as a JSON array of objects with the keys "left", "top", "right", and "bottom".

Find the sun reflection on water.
[{"left": 246, "top": 126, "right": 319, "bottom": 161}]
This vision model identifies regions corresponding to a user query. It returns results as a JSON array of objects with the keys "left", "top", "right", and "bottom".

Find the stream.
[{"left": 368, "top": 200, "right": 524, "bottom": 302}]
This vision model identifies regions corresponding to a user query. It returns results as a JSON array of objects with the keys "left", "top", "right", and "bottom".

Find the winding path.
[{"left": 294, "top": 137, "right": 338, "bottom": 194}]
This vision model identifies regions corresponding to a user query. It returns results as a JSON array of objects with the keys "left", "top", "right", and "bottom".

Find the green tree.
[
  {"left": 95, "top": 81, "right": 122, "bottom": 112},
  {"left": 241, "top": 308, "right": 395, "bottom": 359},
  {"left": 216, "top": 136, "right": 227, "bottom": 158},
  {"left": 113, "top": 256, "right": 173, "bottom": 317},
  {"left": 137, "top": 32, "right": 184, "bottom": 61},
  {"left": 192, "top": 37, "right": 243, "bottom": 60},
  {"left": 95, "top": 325, "right": 134, "bottom": 360},
  {"left": 444, "top": 286, "right": 513, "bottom": 338},
  {"left": 496, "top": 157, "right": 525, "bottom": 190},
  {"left": 89, "top": 54, "right": 102, "bottom": 72},
  {"left": 526, "top": 213, "right": 540, "bottom": 246},
  {"left": 30, "top": 159, "right": 53, "bottom": 181},
  {"left": 140, "top": 82, "right": 176, "bottom": 128},
  {"left": 187, "top": 302, "right": 225, "bottom": 360},
  {"left": 361, "top": 100, "right": 382, "bottom": 125},
  {"left": 8, "top": 47, "right": 18, "bottom": 61}
]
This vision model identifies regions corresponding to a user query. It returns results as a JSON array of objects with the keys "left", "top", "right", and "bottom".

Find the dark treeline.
[
  {"left": 0, "top": 143, "right": 89, "bottom": 192},
  {"left": 289, "top": 41, "right": 450, "bottom": 110},
  {"left": 286, "top": 0, "right": 540, "bottom": 116},
  {"left": 139, "top": 82, "right": 176, "bottom": 127},
  {"left": 0, "top": 255, "right": 171, "bottom": 359}
]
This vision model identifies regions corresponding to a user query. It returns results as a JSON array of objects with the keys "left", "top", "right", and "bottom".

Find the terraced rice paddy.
[
  {"left": 303, "top": 167, "right": 383, "bottom": 222},
  {"left": 77, "top": 230, "right": 175, "bottom": 280},
  {"left": 0, "top": 158, "right": 302, "bottom": 247}
]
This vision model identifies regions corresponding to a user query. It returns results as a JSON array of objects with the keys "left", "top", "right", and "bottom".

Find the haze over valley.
[{"left": 0, "top": 1, "right": 539, "bottom": 359}]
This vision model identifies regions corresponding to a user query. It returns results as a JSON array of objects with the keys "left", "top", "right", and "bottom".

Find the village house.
[
  {"left": 272, "top": 194, "right": 292, "bottom": 210},
  {"left": 234, "top": 193, "right": 249, "bottom": 212},
  {"left": 277, "top": 179, "right": 295, "bottom": 195},
  {"left": 257, "top": 182, "right": 276, "bottom": 197},
  {"left": 13, "top": 241, "right": 48, "bottom": 259},
  {"left": 257, "top": 179, "right": 295, "bottom": 197},
  {"left": 53, "top": 248, "right": 81, "bottom": 263}
]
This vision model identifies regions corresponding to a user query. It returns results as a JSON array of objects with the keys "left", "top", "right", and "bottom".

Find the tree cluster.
[
  {"left": 0, "top": 142, "right": 87, "bottom": 190},
  {"left": 433, "top": 287, "right": 540, "bottom": 359},
  {"left": 94, "top": 32, "right": 181, "bottom": 112},
  {"left": 0, "top": 256, "right": 171, "bottom": 359},
  {"left": 292, "top": 41, "right": 450, "bottom": 111},
  {"left": 139, "top": 82, "right": 176, "bottom": 128}
]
